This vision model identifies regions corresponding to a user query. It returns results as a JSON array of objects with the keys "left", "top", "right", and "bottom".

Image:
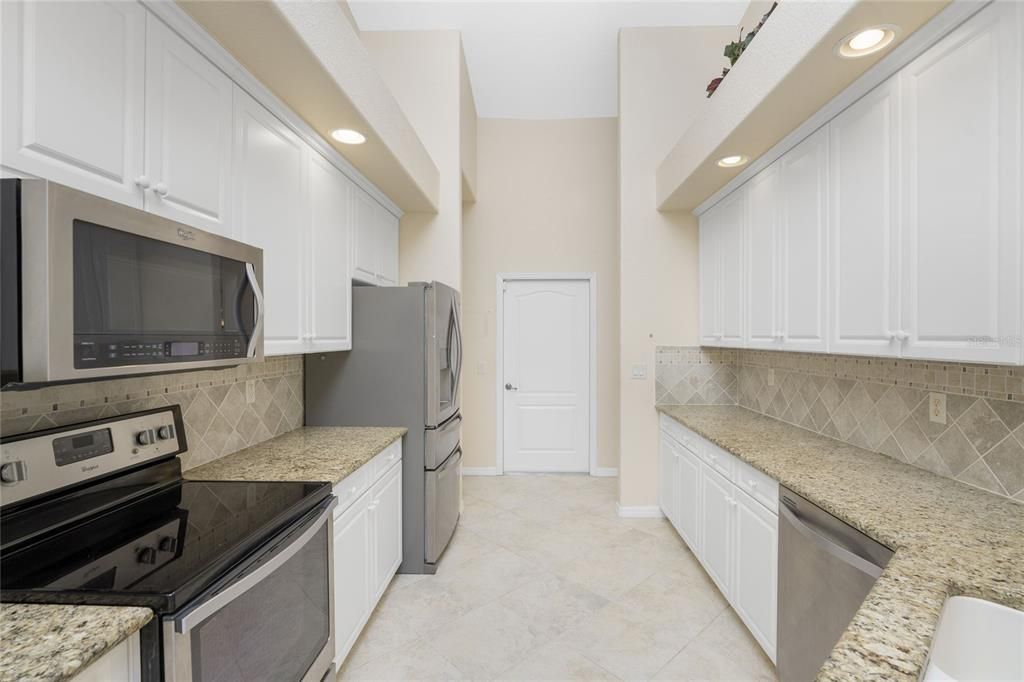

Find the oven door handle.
[
  {"left": 173, "top": 496, "right": 336, "bottom": 634},
  {"left": 245, "top": 262, "right": 265, "bottom": 359}
]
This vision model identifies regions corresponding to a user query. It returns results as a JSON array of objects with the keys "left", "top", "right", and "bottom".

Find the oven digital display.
[
  {"left": 170, "top": 342, "right": 200, "bottom": 357},
  {"left": 53, "top": 428, "right": 114, "bottom": 466}
]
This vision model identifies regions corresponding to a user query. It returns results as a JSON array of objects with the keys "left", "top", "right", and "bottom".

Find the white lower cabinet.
[
  {"left": 332, "top": 441, "right": 403, "bottom": 668},
  {"left": 72, "top": 633, "right": 141, "bottom": 682},
  {"left": 660, "top": 416, "right": 778, "bottom": 663}
]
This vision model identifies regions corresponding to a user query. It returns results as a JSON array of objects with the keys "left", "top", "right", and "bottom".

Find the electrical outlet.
[
  {"left": 631, "top": 364, "right": 647, "bottom": 380},
  {"left": 246, "top": 380, "right": 256, "bottom": 404},
  {"left": 929, "top": 392, "right": 947, "bottom": 425},
  {"left": 767, "top": 368, "right": 775, "bottom": 387}
]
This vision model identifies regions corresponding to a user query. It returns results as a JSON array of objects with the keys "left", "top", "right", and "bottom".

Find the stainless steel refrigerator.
[{"left": 305, "top": 282, "right": 463, "bottom": 574}]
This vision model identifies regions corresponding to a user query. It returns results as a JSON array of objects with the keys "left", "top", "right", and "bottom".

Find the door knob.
[{"left": 505, "top": 383, "right": 518, "bottom": 391}]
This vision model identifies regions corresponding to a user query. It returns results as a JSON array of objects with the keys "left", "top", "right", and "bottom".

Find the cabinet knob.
[
  {"left": 886, "top": 330, "right": 896, "bottom": 341},
  {"left": 895, "top": 330, "right": 909, "bottom": 342},
  {"left": 153, "top": 182, "right": 169, "bottom": 197},
  {"left": 135, "top": 175, "right": 151, "bottom": 189},
  {"left": 748, "top": 480, "right": 758, "bottom": 488}
]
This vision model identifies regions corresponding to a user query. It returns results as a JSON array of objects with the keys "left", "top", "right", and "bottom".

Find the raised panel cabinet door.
[
  {"left": 308, "top": 152, "right": 353, "bottom": 351},
  {"left": 676, "top": 442, "right": 702, "bottom": 555},
  {"left": 1, "top": 0, "right": 145, "bottom": 206},
  {"left": 370, "top": 462, "right": 403, "bottom": 600},
  {"left": 73, "top": 633, "right": 140, "bottom": 682},
  {"left": 377, "top": 205, "right": 400, "bottom": 285},
  {"left": 829, "top": 77, "right": 901, "bottom": 358},
  {"left": 733, "top": 487, "right": 779, "bottom": 663},
  {"left": 144, "top": 15, "right": 233, "bottom": 236},
  {"left": 779, "top": 127, "right": 829, "bottom": 353},
  {"left": 352, "top": 188, "right": 379, "bottom": 285},
  {"left": 232, "top": 88, "right": 307, "bottom": 355},
  {"left": 658, "top": 431, "right": 676, "bottom": 526},
  {"left": 745, "top": 165, "right": 782, "bottom": 349},
  {"left": 699, "top": 463, "right": 735, "bottom": 599},
  {"left": 718, "top": 187, "right": 746, "bottom": 347},
  {"left": 699, "top": 210, "right": 722, "bottom": 345},
  {"left": 332, "top": 496, "right": 372, "bottom": 667},
  {"left": 900, "top": 1, "right": 1022, "bottom": 364}
]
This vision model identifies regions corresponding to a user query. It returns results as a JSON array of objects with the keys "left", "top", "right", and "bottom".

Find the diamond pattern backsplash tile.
[
  {"left": 656, "top": 346, "right": 1024, "bottom": 502},
  {"left": 0, "top": 355, "right": 304, "bottom": 471}
]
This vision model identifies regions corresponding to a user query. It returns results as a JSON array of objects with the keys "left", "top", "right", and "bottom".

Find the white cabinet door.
[
  {"left": 699, "top": 209, "right": 722, "bottom": 345},
  {"left": 676, "top": 442, "right": 702, "bottom": 555},
  {"left": 1, "top": 1, "right": 145, "bottom": 207},
  {"left": 745, "top": 165, "right": 782, "bottom": 349},
  {"left": 829, "top": 78, "right": 902, "bottom": 358},
  {"left": 658, "top": 432, "right": 677, "bottom": 526},
  {"left": 733, "top": 487, "right": 778, "bottom": 663},
  {"left": 333, "top": 495, "right": 372, "bottom": 667},
  {"left": 143, "top": 15, "right": 233, "bottom": 236},
  {"left": 900, "top": 1, "right": 1022, "bottom": 364},
  {"left": 308, "top": 152, "right": 353, "bottom": 352},
  {"left": 369, "top": 462, "right": 403, "bottom": 600},
  {"left": 377, "top": 205, "right": 400, "bottom": 285},
  {"left": 352, "top": 188, "right": 379, "bottom": 285},
  {"left": 779, "top": 127, "right": 829, "bottom": 353},
  {"left": 699, "top": 463, "right": 735, "bottom": 598},
  {"left": 718, "top": 188, "right": 746, "bottom": 347},
  {"left": 233, "top": 88, "right": 307, "bottom": 356}
]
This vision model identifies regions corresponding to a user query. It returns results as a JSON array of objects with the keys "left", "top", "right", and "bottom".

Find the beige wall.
[
  {"left": 617, "top": 26, "right": 737, "bottom": 507},
  {"left": 459, "top": 46, "right": 478, "bottom": 203},
  {"left": 462, "top": 118, "right": 620, "bottom": 472},
  {"left": 362, "top": 30, "right": 464, "bottom": 290}
]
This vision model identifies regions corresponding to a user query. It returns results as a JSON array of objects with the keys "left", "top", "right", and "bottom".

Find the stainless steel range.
[{"left": 0, "top": 406, "right": 335, "bottom": 682}]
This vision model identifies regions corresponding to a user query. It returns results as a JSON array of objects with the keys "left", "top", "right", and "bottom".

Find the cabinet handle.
[
  {"left": 153, "top": 182, "right": 169, "bottom": 197},
  {"left": 748, "top": 480, "right": 758, "bottom": 488},
  {"left": 349, "top": 485, "right": 358, "bottom": 495},
  {"left": 896, "top": 330, "right": 909, "bottom": 342},
  {"left": 886, "top": 330, "right": 896, "bottom": 341},
  {"left": 134, "top": 175, "right": 151, "bottom": 189},
  {"left": 728, "top": 498, "right": 737, "bottom": 508}
]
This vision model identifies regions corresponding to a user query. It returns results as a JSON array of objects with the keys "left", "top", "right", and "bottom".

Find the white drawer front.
[
  {"left": 371, "top": 440, "right": 402, "bottom": 479},
  {"left": 333, "top": 464, "right": 371, "bottom": 517},
  {"left": 703, "top": 442, "right": 736, "bottom": 482},
  {"left": 735, "top": 458, "right": 779, "bottom": 513}
]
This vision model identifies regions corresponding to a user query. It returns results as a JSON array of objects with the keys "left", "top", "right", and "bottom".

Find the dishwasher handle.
[{"left": 779, "top": 501, "right": 887, "bottom": 579}]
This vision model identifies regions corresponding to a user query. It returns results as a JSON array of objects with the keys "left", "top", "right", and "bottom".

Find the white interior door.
[{"left": 502, "top": 279, "right": 591, "bottom": 473}]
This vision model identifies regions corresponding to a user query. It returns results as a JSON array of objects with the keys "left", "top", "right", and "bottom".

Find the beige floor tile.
[
  {"left": 652, "top": 609, "right": 777, "bottom": 681},
  {"left": 496, "top": 641, "right": 620, "bottom": 681},
  {"left": 553, "top": 531, "right": 664, "bottom": 600},
  {"left": 498, "top": 572, "right": 609, "bottom": 638},
  {"left": 434, "top": 526, "right": 498, "bottom": 576},
  {"left": 613, "top": 569, "right": 727, "bottom": 642},
  {"left": 434, "top": 546, "right": 546, "bottom": 609},
  {"left": 339, "top": 638, "right": 465, "bottom": 681},
  {"left": 427, "top": 602, "right": 548, "bottom": 679},
  {"left": 340, "top": 608, "right": 421, "bottom": 671}
]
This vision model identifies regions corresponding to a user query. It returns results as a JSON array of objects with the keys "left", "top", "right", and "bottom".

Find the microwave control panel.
[{"left": 74, "top": 337, "right": 246, "bottom": 368}]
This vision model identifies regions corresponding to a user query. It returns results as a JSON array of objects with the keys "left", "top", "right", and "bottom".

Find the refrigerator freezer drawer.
[
  {"left": 424, "top": 446, "right": 461, "bottom": 564},
  {"left": 424, "top": 413, "right": 461, "bottom": 470}
]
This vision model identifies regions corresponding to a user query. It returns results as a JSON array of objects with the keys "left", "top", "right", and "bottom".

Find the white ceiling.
[{"left": 348, "top": 1, "right": 748, "bottom": 119}]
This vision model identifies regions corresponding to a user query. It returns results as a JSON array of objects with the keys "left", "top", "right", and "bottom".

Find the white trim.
[
  {"left": 462, "top": 467, "right": 500, "bottom": 476},
  {"left": 592, "top": 467, "right": 619, "bottom": 478},
  {"left": 495, "top": 273, "right": 600, "bottom": 477},
  {"left": 616, "top": 504, "right": 665, "bottom": 519},
  {"left": 694, "top": 0, "right": 990, "bottom": 217},
  {"left": 140, "top": 1, "right": 403, "bottom": 219}
]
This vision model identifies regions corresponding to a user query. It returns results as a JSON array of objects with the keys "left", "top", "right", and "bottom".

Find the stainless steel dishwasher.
[{"left": 777, "top": 486, "right": 894, "bottom": 682}]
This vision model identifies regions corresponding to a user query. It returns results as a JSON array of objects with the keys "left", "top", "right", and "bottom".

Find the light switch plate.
[
  {"left": 246, "top": 380, "right": 256, "bottom": 404},
  {"left": 631, "top": 364, "right": 647, "bottom": 380},
  {"left": 929, "top": 392, "right": 947, "bottom": 424}
]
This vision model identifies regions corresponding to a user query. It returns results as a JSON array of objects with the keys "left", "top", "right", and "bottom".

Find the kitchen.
[{"left": 0, "top": 0, "right": 1021, "bottom": 681}]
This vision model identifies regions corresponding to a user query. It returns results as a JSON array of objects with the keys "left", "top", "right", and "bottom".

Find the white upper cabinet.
[
  {"left": 699, "top": 208, "right": 722, "bottom": 345},
  {"left": 377, "top": 205, "right": 400, "bottom": 286},
  {"left": 308, "top": 151, "right": 353, "bottom": 352},
  {"left": 718, "top": 189, "right": 746, "bottom": 347},
  {"left": 899, "top": 1, "right": 1021, "bottom": 364},
  {"left": 143, "top": 15, "right": 233, "bottom": 236},
  {"left": 829, "top": 78, "right": 901, "bottom": 358},
  {"left": 745, "top": 166, "right": 781, "bottom": 349},
  {"left": 778, "top": 127, "right": 829, "bottom": 353},
  {"left": 352, "top": 187, "right": 400, "bottom": 287},
  {"left": 233, "top": 87, "right": 307, "bottom": 356},
  {"left": 1, "top": 1, "right": 145, "bottom": 206}
]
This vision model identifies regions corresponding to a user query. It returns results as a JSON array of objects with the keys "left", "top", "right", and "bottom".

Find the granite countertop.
[
  {"left": 656, "top": 405, "right": 1024, "bottom": 681},
  {"left": 183, "top": 426, "right": 407, "bottom": 485},
  {"left": 0, "top": 603, "right": 152, "bottom": 682}
]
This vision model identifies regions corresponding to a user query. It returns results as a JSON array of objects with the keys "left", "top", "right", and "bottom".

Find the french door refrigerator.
[{"left": 305, "top": 282, "right": 463, "bottom": 574}]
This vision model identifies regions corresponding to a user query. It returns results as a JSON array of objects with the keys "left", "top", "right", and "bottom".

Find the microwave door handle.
[{"left": 245, "top": 263, "right": 264, "bottom": 358}]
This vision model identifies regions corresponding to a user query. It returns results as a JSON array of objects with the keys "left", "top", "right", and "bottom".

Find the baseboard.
[
  {"left": 616, "top": 503, "right": 665, "bottom": 518},
  {"left": 462, "top": 467, "right": 500, "bottom": 476},
  {"left": 591, "top": 467, "right": 619, "bottom": 477}
]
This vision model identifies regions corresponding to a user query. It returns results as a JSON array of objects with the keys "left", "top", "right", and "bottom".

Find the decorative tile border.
[
  {"left": 656, "top": 347, "right": 1024, "bottom": 501},
  {"left": 0, "top": 356, "right": 303, "bottom": 471}
]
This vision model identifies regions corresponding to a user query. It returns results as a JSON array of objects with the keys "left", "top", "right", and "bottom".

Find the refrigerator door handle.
[{"left": 451, "top": 300, "right": 463, "bottom": 405}]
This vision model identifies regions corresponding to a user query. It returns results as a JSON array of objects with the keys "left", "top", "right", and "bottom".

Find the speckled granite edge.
[
  {"left": 0, "top": 603, "right": 152, "bottom": 682},
  {"left": 183, "top": 426, "right": 407, "bottom": 484},
  {"left": 656, "top": 404, "right": 1024, "bottom": 681}
]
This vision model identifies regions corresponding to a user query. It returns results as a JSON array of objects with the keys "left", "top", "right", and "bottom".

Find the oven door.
[
  {"left": 17, "top": 179, "right": 264, "bottom": 383},
  {"left": 162, "top": 497, "right": 336, "bottom": 682}
]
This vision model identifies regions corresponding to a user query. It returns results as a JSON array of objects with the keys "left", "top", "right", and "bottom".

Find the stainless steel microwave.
[{"left": 1, "top": 179, "right": 263, "bottom": 386}]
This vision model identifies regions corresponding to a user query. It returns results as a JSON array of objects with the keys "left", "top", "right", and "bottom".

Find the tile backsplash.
[
  {"left": 0, "top": 356, "right": 303, "bottom": 471},
  {"left": 656, "top": 347, "right": 1024, "bottom": 502}
]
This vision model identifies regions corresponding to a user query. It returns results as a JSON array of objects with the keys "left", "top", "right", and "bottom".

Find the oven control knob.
[
  {"left": 136, "top": 547, "right": 158, "bottom": 565},
  {"left": 135, "top": 430, "right": 153, "bottom": 446},
  {"left": 1, "top": 461, "right": 26, "bottom": 484},
  {"left": 158, "top": 536, "right": 178, "bottom": 553},
  {"left": 156, "top": 425, "right": 174, "bottom": 441}
]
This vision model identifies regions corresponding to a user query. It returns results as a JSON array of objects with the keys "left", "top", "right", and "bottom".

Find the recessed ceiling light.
[
  {"left": 330, "top": 129, "right": 366, "bottom": 145},
  {"left": 836, "top": 25, "right": 899, "bottom": 58},
  {"left": 717, "top": 155, "right": 749, "bottom": 168}
]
